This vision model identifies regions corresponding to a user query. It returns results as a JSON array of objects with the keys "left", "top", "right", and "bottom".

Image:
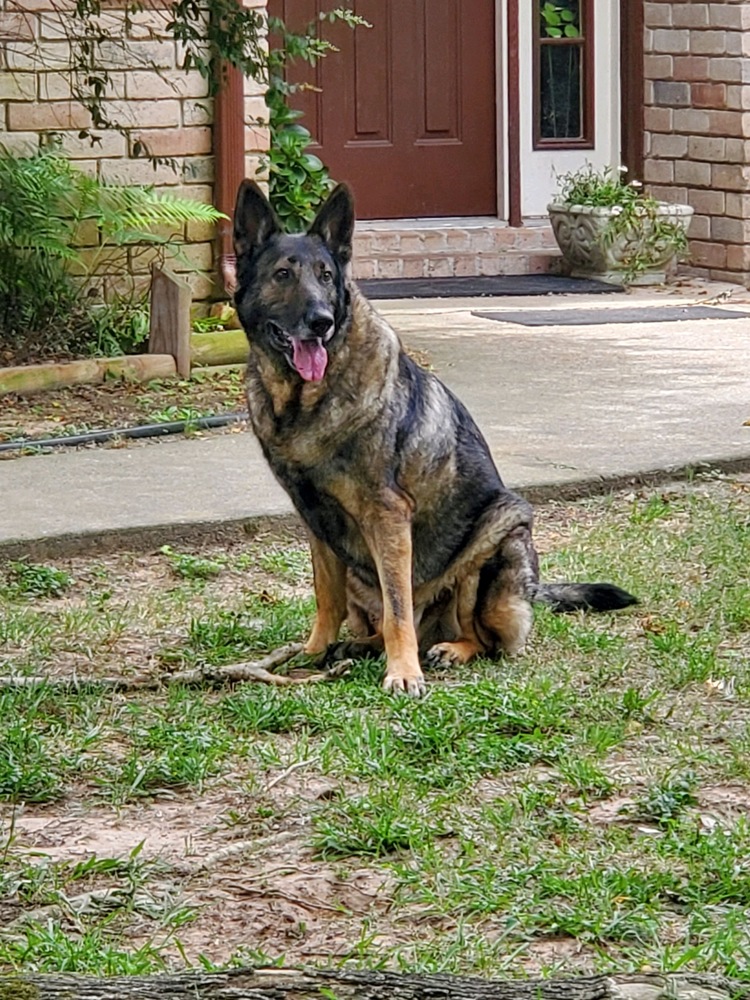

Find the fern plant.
[
  {"left": 74, "top": 178, "right": 221, "bottom": 246},
  {"left": 0, "top": 150, "right": 85, "bottom": 357},
  {"left": 0, "top": 148, "right": 223, "bottom": 361},
  {"left": 0, "top": 151, "right": 80, "bottom": 263}
]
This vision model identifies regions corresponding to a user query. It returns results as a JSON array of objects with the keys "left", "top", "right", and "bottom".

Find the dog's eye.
[
  {"left": 274, "top": 268, "right": 291, "bottom": 281},
  {"left": 321, "top": 269, "right": 334, "bottom": 284}
]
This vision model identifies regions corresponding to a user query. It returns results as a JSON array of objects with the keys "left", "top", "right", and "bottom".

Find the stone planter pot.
[{"left": 547, "top": 201, "right": 694, "bottom": 286}]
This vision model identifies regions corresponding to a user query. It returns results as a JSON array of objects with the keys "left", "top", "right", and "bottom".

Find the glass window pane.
[
  {"left": 540, "top": 0, "right": 581, "bottom": 40},
  {"left": 540, "top": 44, "right": 582, "bottom": 140}
]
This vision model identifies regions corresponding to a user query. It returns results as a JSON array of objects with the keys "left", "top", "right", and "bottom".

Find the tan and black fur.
[{"left": 233, "top": 181, "right": 637, "bottom": 696}]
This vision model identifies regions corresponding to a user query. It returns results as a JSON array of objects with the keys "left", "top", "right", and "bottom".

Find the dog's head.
[{"left": 233, "top": 181, "right": 355, "bottom": 383}]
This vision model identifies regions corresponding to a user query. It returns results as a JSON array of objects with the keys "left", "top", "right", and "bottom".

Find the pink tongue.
[{"left": 291, "top": 338, "right": 328, "bottom": 382}]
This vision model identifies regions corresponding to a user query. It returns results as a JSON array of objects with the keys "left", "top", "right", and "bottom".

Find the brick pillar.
[{"left": 643, "top": 1, "right": 750, "bottom": 284}]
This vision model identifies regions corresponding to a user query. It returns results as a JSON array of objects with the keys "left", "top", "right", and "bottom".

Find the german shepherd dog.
[{"left": 233, "top": 181, "right": 637, "bottom": 696}]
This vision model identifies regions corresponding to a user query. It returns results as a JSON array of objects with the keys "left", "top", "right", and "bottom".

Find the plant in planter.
[{"left": 547, "top": 164, "right": 694, "bottom": 285}]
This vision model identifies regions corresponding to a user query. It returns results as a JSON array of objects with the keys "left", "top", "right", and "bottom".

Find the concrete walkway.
[{"left": 2, "top": 283, "right": 749, "bottom": 554}]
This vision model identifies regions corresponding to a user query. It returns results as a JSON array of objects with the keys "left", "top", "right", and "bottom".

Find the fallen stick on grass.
[
  {"left": 5, "top": 887, "right": 168, "bottom": 935},
  {"left": 0, "top": 644, "right": 352, "bottom": 693}
]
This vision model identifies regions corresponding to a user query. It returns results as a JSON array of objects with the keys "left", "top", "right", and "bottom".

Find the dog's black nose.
[{"left": 308, "top": 312, "right": 334, "bottom": 340}]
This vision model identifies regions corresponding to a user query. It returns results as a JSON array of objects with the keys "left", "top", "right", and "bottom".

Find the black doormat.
[
  {"left": 472, "top": 305, "right": 750, "bottom": 327},
  {"left": 358, "top": 275, "right": 624, "bottom": 299}
]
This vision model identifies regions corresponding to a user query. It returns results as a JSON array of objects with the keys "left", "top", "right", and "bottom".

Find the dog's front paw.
[{"left": 382, "top": 663, "right": 426, "bottom": 698}]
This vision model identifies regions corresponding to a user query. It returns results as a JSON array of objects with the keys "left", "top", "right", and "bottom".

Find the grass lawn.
[{"left": 1, "top": 473, "right": 749, "bottom": 979}]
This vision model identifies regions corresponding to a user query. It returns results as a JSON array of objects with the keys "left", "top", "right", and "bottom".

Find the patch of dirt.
[
  {"left": 0, "top": 370, "right": 247, "bottom": 447},
  {"left": 7, "top": 797, "right": 221, "bottom": 866},
  {"left": 587, "top": 796, "right": 638, "bottom": 826},
  {"left": 696, "top": 784, "right": 750, "bottom": 827},
  {"left": 517, "top": 937, "right": 596, "bottom": 972},
  {"left": 3, "top": 776, "right": 397, "bottom": 968},
  {"left": 181, "top": 865, "right": 395, "bottom": 966}
]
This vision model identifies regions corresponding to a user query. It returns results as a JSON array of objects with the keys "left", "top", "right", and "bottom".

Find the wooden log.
[
  {"left": 190, "top": 329, "right": 249, "bottom": 367},
  {"left": 0, "top": 355, "right": 176, "bottom": 397},
  {"left": 149, "top": 265, "right": 192, "bottom": 377},
  {"left": 0, "top": 968, "right": 743, "bottom": 1000}
]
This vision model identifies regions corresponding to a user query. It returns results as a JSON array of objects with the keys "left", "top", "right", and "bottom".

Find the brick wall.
[
  {"left": 644, "top": 1, "right": 750, "bottom": 283},
  {"left": 0, "top": 0, "right": 269, "bottom": 303}
]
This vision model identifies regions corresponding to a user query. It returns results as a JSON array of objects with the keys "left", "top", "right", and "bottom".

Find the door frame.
[
  {"left": 503, "top": 0, "right": 644, "bottom": 224},
  {"left": 619, "top": 0, "right": 645, "bottom": 180}
]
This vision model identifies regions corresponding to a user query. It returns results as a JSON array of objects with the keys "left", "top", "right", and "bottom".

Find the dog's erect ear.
[
  {"left": 308, "top": 183, "right": 355, "bottom": 263},
  {"left": 233, "top": 180, "right": 281, "bottom": 258}
]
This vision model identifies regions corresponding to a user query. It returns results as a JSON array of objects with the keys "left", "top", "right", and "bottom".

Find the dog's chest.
[
  {"left": 245, "top": 359, "right": 381, "bottom": 467},
  {"left": 245, "top": 375, "right": 322, "bottom": 456}
]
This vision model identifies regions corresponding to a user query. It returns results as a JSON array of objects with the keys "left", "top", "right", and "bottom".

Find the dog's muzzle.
[{"left": 267, "top": 319, "right": 332, "bottom": 383}]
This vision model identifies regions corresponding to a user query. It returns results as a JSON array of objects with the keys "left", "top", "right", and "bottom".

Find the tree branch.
[{"left": 0, "top": 644, "right": 353, "bottom": 693}]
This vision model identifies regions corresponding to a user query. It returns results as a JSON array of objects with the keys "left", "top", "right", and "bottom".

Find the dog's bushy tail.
[{"left": 534, "top": 582, "right": 638, "bottom": 613}]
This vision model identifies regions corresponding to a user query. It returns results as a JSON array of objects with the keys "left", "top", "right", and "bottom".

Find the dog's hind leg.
[
  {"left": 304, "top": 535, "right": 348, "bottom": 655},
  {"left": 482, "top": 589, "right": 533, "bottom": 656},
  {"left": 425, "top": 572, "right": 485, "bottom": 668},
  {"left": 479, "top": 526, "right": 537, "bottom": 656}
]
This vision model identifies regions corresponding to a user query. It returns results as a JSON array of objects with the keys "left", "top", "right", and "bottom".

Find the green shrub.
[{"left": 0, "top": 150, "right": 91, "bottom": 360}]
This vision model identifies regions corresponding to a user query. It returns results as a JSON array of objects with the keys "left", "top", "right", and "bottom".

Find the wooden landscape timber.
[
  {"left": 0, "top": 969, "right": 744, "bottom": 1000},
  {"left": 0, "top": 354, "right": 176, "bottom": 397},
  {"left": 190, "top": 328, "right": 248, "bottom": 368},
  {"left": 149, "top": 268, "right": 248, "bottom": 373},
  {"left": 1, "top": 267, "right": 246, "bottom": 394},
  {"left": 0, "top": 334, "right": 248, "bottom": 396}
]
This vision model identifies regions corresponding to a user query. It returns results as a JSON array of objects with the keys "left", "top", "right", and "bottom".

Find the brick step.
[
  {"left": 351, "top": 221, "right": 561, "bottom": 280},
  {"left": 353, "top": 247, "right": 562, "bottom": 281}
]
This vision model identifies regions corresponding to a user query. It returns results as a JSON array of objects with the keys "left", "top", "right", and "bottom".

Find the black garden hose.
[{"left": 0, "top": 411, "right": 249, "bottom": 454}]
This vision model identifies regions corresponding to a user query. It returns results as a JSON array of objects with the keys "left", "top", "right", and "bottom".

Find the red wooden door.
[{"left": 269, "top": 0, "right": 497, "bottom": 219}]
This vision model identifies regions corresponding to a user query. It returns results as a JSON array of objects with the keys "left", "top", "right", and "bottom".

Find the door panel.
[
  {"left": 351, "top": 2, "right": 391, "bottom": 143},
  {"left": 270, "top": 0, "right": 497, "bottom": 219},
  {"left": 422, "top": 0, "right": 459, "bottom": 138}
]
